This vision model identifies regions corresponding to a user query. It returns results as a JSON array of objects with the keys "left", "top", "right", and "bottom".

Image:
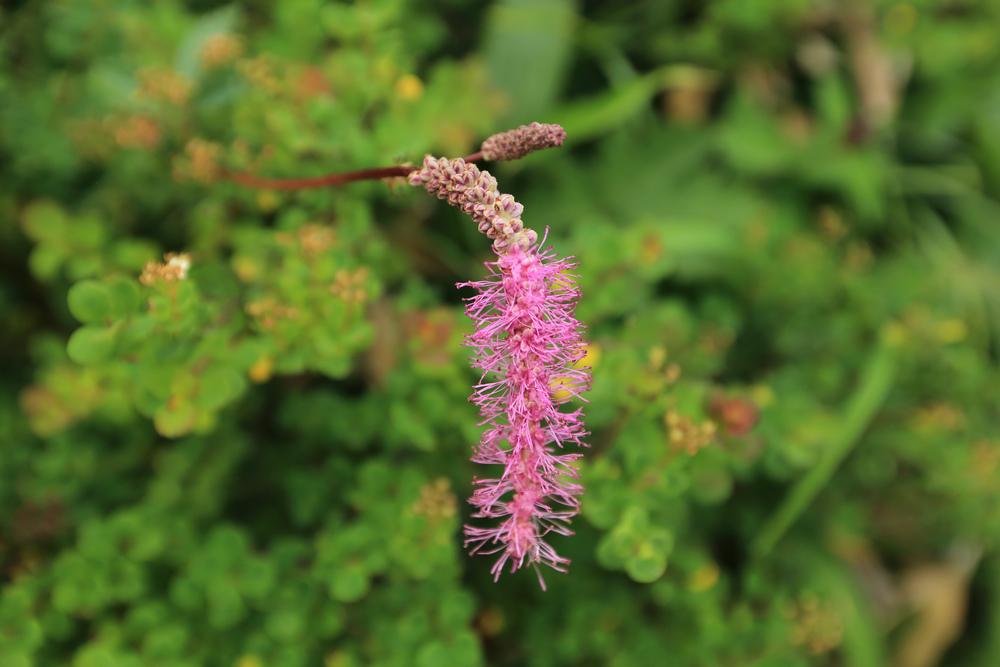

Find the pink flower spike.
[
  {"left": 407, "top": 127, "right": 586, "bottom": 588},
  {"left": 460, "top": 242, "right": 591, "bottom": 587}
]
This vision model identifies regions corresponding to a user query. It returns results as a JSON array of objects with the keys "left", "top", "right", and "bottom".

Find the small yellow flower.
[
  {"left": 578, "top": 342, "right": 600, "bottom": 369},
  {"left": 395, "top": 74, "right": 423, "bottom": 101},
  {"left": 750, "top": 384, "right": 775, "bottom": 408},
  {"left": 550, "top": 343, "right": 598, "bottom": 401},
  {"left": 256, "top": 189, "right": 279, "bottom": 212},
  {"left": 248, "top": 355, "right": 274, "bottom": 384},
  {"left": 881, "top": 321, "right": 909, "bottom": 347},
  {"left": 935, "top": 319, "right": 967, "bottom": 344},
  {"left": 687, "top": 562, "right": 720, "bottom": 592}
]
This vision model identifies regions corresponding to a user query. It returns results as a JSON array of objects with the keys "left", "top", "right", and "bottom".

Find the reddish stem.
[
  {"left": 225, "top": 152, "right": 488, "bottom": 191},
  {"left": 226, "top": 165, "right": 416, "bottom": 190}
]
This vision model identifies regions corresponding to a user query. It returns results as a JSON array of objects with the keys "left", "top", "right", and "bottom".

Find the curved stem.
[
  {"left": 225, "top": 152, "right": 490, "bottom": 192},
  {"left": 225, "top": 165, "right": 416, "bottom": 190}
]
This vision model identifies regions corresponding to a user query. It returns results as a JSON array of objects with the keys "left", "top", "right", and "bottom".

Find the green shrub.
[{"left": 2, "top": 1, "right": 1000, "bottom": 666}]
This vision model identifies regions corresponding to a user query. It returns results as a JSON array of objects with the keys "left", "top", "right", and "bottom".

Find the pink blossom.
[
  {"left": 409, "top": 145, "right": 590, "bottom": 587},
  {"left": 460, "top": 243, "right": 590, "bottom": 588}
]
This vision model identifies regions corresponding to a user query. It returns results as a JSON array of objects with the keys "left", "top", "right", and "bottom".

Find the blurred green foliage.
[{"left": 2, "top": 0, "right": 1000, "bottom": 666}]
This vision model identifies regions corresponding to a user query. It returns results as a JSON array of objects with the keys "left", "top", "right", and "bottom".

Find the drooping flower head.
[
  {"left": 408, "top": 155, "right": 536, "bottom": 253},
  {"left": 409, "top": 139, "right": 590, "bottom": 588}
]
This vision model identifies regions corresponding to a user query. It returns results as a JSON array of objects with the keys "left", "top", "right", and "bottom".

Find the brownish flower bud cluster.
[
  {"left": 647, "top": 346, "right": 681, "bottom": 384},
  {"left": 140, "top": 253, "right": 192, "bottom": 286},
  {"left": 134, "top": 66, "right": 192, "bottom": 106},
  {"left": 972, "top": 441, "right": 1000, "bottom": 490},
  {"left": 70, "top": 114, "right": 162, "bottom": 159},
  {"left": 480, "top": 122, "right": 566, "bottom": 162},
  {"left": 330, "top": 267, "right": 370, "bottom": 304},
  {"left": 246, "top": 299, "right": 298, "bottom": 330},
  {"left": 402, "top": 308, "right": 456, "bottom": 367},
  {"left": 785, "top": 595, "right": 844, "bottom": 655},
  {"left": 238, "top": 55, "right": 281, "bottom": 94},
  {"left": 410, "top": 478, "right": 457, "bottom": 521},
  {"left": 115, "top": 115, "right": 162, "bottom": 150},
  {"left": 295, "top": 67, "right": 333, "bottom": 102},
  {"left": 230, "top": 139, "right": 276, "bottom": 173},
  {"left": 67, "top": 118, "right": 116, "bottom": 161},
  {"left": 911, "top": 401, "right": 965, "bottom": 432},
  {"left": 200, "top": 33, "right": 244, "bottom": 69},
  {"left": 275, "top": 224, "right": 336, "bottom": 257},
  {"left": 665, "top": 409, "right": 716, "bottom": 455},
  {"left": 699, "top": 327, "right": 735, "bottom": 355},
  {"left": 173, "top": 139, "right": 223, "bottom": 184}
]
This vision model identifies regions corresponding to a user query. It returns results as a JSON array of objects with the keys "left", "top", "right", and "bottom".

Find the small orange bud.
[{"left": 248, "top": 355, "right": 274, "bottom": 384}]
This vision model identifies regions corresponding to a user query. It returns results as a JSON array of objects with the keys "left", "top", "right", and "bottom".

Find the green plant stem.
[{"left": 751, "top": 341, "right": 898, "bottom": 559}]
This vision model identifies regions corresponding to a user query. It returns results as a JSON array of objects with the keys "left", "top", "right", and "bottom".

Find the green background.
[{"left": 2, "top": 0, "right": 1000, "bottom": 665}]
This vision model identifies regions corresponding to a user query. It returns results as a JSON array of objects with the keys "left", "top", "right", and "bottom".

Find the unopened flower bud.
[
  {"left": 408, "top": 156, "right": 536, "bottom": 254},
  {"left": 480, "top": 122, "right": 566, "bottom": 162}
]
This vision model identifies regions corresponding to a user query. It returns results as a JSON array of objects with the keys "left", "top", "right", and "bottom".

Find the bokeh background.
[{"left": 2, "top": 0, "right": 1000, "bottom": 665}]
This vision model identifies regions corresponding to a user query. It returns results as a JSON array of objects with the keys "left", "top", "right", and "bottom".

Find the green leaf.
[
  {"left": 483, "top": 0, "right": 576, "bottom": 123},
  {"left": 595, "top": 529, "right": 632, "bottom": 570},
  {"left": 195, "top": 366, "right": 247, "bottom": 411},
  {"left": 107, "top": 277, "right": 141, "bottom": 317},
  {"left": 313, "top": 355, "right": 352, "bottom": 380},
  {"left": 168, "top": 578, "right": 200, "bottom": 612},
  {"left": 68, "top": 280, "right": 114, "bottom": 324},
  {"left": 137, "top": 364, "right": 176, "bottom": 401},
  {"left": 66, "top": 254, "right": 103, "bottom": 281},
  {"left": 329, "top": 565, "right": 370, "bottom": 603},
  {"left": 239, "top": 558, "right": 276, "bottom": 601},
  {"left": 28, "top": 245, "right": 63, "bottom": 281},
  {"left": 625, "top": 549, "right": 668, "bottom": 584},
  {"left": 389, "top": 402, "right": 435, "bottom": 451},
  {"left": 20, "top": 200, "right": 66, "bottom": 242},
  {"left": 416, "top": 640, "right": 449, "bottom": 667},
  {"left": 265, "top": 608, "right": 305, "bottom": 643},
  {"left": 206, "top": 580, "right": 245, "bottom": 630},
  {"left": 127, "top": 526, "right": 165, "bottom": 562},
  {"left": 70, "top": 215, "right": 107, "bottom": 250},
  {"left": 112, "top": 239, "right": 161, "bottom": 272},
  {"left": 752, "top": 343, "right": 898, "bottom": 559},
  {"left": 143, "top": 624, "right": 189, "bottom": 658},
  {"left": 689, "top": 457, "right": 734, "bottom": 505},
  {"left": 553, "top": 69, "right": 668, "bottom": 143},
  {"left": 153, "top": 400, "right": 198, "bottom": 438},
  {"left": 815, "top": 73, "right": 852, "bottom": 130},
  {"left": 208, "top": 525, "right": 249, "bottom": 562},
  {"left": 67, "top": 325, "right": 118, "bottom": 364}
]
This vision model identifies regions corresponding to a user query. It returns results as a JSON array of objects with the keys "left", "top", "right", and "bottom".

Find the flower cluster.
[
  {"left": 409, "top": 138, "right": 590, "bottom": 587},
  {"left": 480, "top": 122, "right": 567, "bottom": 162},
  {"left": 408, "top": 156, "right": 537, "bottom": 253},
  {"left": 139, "top": 252, "right": 191, "bottom": 285}
]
